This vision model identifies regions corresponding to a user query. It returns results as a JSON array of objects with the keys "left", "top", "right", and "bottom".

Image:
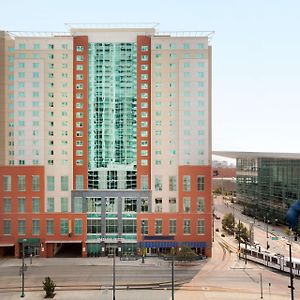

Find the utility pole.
[
  {"left": 171, "top": 248, "right": 174, "bottom": 300},
  {"left": 245, "top": 242, "right": 248, "bottom": 265},
  {"left": 265, "top": 215, "right": 269, "bottom": 250},
  {"left": 141, "top": 220, "right": 145, "bottom": 263},
  {"left": 20, "top": 239, "right": 27, "bottom": 298},
  {"left": 288, "top": 243, "right": 295, "bottom": 300},
  {"left": 112, "top": 247, "right": 116, "bottom": 300},
  {"left": 260, "top": 273, "right": 263, "bottom": 299},
  {"left": 238, "top": 219, "right": 241, "bottom": 259}
]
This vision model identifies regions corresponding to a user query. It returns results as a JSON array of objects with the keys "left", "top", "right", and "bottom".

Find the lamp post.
[
  {"left": 264, "top": 215, "right": 269, "bottom": 250},
  {"left": 141, "top": 220, "right": 145, "bottom": 263},
  {"left": 21, "top": 238, "right": 27, "bottom": 298},
  {"left": 171, "top": 247, "right": 175, "bottom": 300},
  {"left": 238, "top": 219, "right": 241, "bottom": 259},
  {"left": 112, "top": 246, "right": 116, "bottom": 300},
  {"left": 288, "top": 243, "right": 295, "bottom": 300}
]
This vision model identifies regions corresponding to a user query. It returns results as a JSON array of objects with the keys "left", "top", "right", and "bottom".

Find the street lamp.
[
  {"left": 112, "top": 246, "right": 116, "bottom": 300},
  {"left": 20, "top": 238, "right": 27, "bottom": 298},
  {"left": 171, "top": 247, "right": 175, "bottom": 300},
  {"left": 141, "top": 220, "right": 145, "bottom": 263},
  {"left": 264, "top": 215, "right": 270, "bottom": 250},
  {"left": 287, "top": 243, "right": 295, "bottom": 300}
]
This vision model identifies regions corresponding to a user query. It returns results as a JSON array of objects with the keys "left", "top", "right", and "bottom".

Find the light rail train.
[{"left": 240, "top": 244, "right": 300, "bottom": 276}]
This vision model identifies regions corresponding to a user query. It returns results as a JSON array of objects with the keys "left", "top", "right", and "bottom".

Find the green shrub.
[{"left": 43, "top": 276, "right": 56, "bottom": 298}]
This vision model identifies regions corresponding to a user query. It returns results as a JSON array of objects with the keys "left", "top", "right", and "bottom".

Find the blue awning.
[{"left": 139, "top": 241, "right": 207, "bottom": 248}]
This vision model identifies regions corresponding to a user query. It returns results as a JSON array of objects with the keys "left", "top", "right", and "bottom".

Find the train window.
[
  {"left": 258, "top": 253, "right": 263, "bottom": 260},
  {"left": 271, "top": 257, "right": 278, "bottom": 264},
  {"left": 251, "top": 251, "right": 258, "bottom": 257},
  {"left": 265, "top": 255, "right": 270, "bottom": 262}
]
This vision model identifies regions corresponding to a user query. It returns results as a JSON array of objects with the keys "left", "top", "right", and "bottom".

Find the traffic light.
[{"left": 267, "top": 242, "right": 270, "bottom": 250}]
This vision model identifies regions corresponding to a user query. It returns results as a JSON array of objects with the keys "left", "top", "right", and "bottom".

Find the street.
[{"left": 1, "top": 195, "right": 300, "bottom": 300}]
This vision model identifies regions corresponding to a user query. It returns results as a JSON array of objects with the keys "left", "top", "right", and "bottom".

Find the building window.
[
  {"left": 123, "top": 198, "right": 137, "bottom": 212},
  {"left": 169, "top": 219, "right": 176, "bottom": 235},
  {"left": 87, "top": 219, "right": 101, "bottom": 234},
  {"left": 76, "top": 175, "right": 84, "bottom": 190},
  {"left": 123, "top": 219, "right": 136, "bottom": 234},
  {"left": 105, "top": 197, "right": 117, "bottom": 212},
  {"left": 140, "top": 175, "right": 148, "bottom": 190},
  {"left": 61, "top": 197, "right": 68, "bottom": 212},
  {"left": 18, "top": 198, "right": 25, "bottom": 213},
  {"left": 18, "top": 220, "right": 26, "bottom": 235},
  {"left": 183, "top": 219, "right": 191, "bottom": 234},
  {"left": 155, "top": 219, "right": 163, "bottom": 234},
  {"left": 47, "top": 176, "right": 54, "bottom": 191},
  {"left": 61, "top": 176, "right": 68, "bottom": 191},
  {"left": 141, "top": 55, "right": 148, "bottom": 61},
  {"left": 76, "top": 46, "right": 84, "bottom": 52},
  {"left": 183, "top": 197, "right": 191, "bottom": 213},
  {"left": 183, "top": 175, "right": 191, "bottom": 192},
  {"left": 141, "top": 197, "right": 149, "bottom": 212},
  {"left": 47, "top": 197, "right": 55, "bottom": 212},
  {"left": 47, "top": 219, "right": 54, "bottom": 235},
  {"left": 169, "top": 198, "right": 177, "bottom": 213},
  {"left": 3, "top": 198, "right": 11, "bottom": 213},
  {"left": 141, "top": 45, "right": 148, "bottom": 52},
  {"left": 169, "top": 176, "right": 177, "bottom": 191},
  {"left": 141, "top": 219, "right": 148, "bottom": 235},
  {"left": 32, "top": 175, "right": 40, "bottom": 191},
  {"left": 32, "top": 220, "right": 40, "bottom": 235},
  {"left": 154, "top": 176, "right": 162, "bottom": 191},
  {"left": 32, "top": 197, "right": 40, "bottom": 213},
  {"left": 3, "top": 220, "right": 11, "bottom": 235},
  {"left": 197, "top": 176, "right": 205, "bottom": 191},
  {"left": 76, "top": 55, "right": 84, "bottom": 61},
  {"left": 155, "top": 198, "right": 162, "bottom": 212},
  {"left": 18, "top": 175, "right": 26, "bottom": 191},
  {"left": 74, "top": 219, "right": 83, "bottom": 235},
  {"left": 197, "top": 219, "right": 205, "bottom": 234},
  {"left": 106, "top": 219, "right": 118, "bottom": 233},
  {"left": 74, "top": 197, "right": 83, "bottom": 213},
  {"left": 197, "top": 197, "right": 205, "bottom": 212},
  {"left": 60, "top": 219, "right": 68, "bottom": 235},
  {"left": 3, "top": 176, "right": 12, "bottom": 191}
]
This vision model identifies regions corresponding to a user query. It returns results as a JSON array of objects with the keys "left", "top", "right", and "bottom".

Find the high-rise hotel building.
[{"left": 0, "top": 24, "right": 213, "bottom": 258}]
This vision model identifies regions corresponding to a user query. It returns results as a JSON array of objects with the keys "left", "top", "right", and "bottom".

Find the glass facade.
[
  {"left": 88, "top": 42, "right": 137, "bottom": 190},
  {"left": 237, "top": 157, "right": 300, "bottom": 225}
]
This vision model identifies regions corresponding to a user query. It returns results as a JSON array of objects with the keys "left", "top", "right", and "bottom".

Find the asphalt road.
[{"left": 0, "top": 263, "right": 201, "bottom": 289}]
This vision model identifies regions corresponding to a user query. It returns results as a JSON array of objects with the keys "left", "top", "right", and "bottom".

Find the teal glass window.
[
  {"left": 32, "top": 197, "right": 40, "bottom": 213},
  {"left": 3, "top": 198, "right": 11, "bottom": 213},
  {"left": 18, "top": 220, "right": 26, "bottom": 235},
  {"left": 61, "top": 176, "right": 68, "bottom": 191},
  {"left": 32, "top": 175, "right": 40, "bottom": 191},
  {"left": 47, "top": 197, "right": 55, "bottom": 212},
  {"left": 60, "top": 219, "right": 68, "bottom": 235},
  {"left": 74, "top": 197, "right": 83, "bottom": 212},
  {"left": 18, "top": 176, "right": 26, "bottom": 191},
  {"left": 47, "top": 220, "right": 54, "bottom": 235},
  {"left": 32, "top": 220, "right": 40, "bottom": 235},
  {"left": 61, "top": 197, "right": 68, "bottom": 212},
  {"left": 88, "top": 42, "right": 137, "bottom": 190},
  {"left": 4, "top": 220, "right": 11, "bottom": 235},
  {"left": 74, "top": 219, "right": 83, "bottom": 235}
]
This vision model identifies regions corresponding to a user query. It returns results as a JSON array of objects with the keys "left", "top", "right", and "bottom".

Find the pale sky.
[{"left": 1, "top": 0, "right": 300, "bottom": 153}]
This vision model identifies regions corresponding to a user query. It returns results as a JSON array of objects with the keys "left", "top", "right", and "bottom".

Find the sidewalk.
[{"left": 0, "top": 256, "right": 171, "bottom": 268}]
